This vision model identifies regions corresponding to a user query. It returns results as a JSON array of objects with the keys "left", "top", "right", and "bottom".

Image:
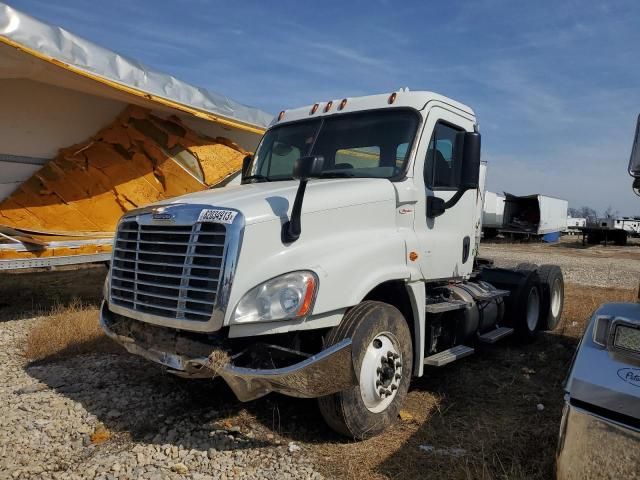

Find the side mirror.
[
  {"left": 459, "top": 131, "right": 481, "bottom": 189},
  {"left": 241, "top": 155, "right": 253, "bottom": 181},
  {"left": 629, "top": 114, "right": 640, "bottom": 179},
  {"left": 427, "top": 196, "right": 446, "bottom": 218},
  {"left": 292, "top": 155, "right": 325, "bottom": 180},
  {"left": 282, "top": 155, "right": 325, "bottom": 243}
]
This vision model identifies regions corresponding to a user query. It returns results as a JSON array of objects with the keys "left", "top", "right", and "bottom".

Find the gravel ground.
[
  {"left": 479, "top": 240, "right": 640, "bottom": 289},
  {"left": 0, "top": 318, "right": 323, "bottom": 480}
]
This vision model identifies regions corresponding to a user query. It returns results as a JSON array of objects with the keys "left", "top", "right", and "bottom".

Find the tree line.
[{"left": 568, "top": 206, "right": 635, "bottom": 223}]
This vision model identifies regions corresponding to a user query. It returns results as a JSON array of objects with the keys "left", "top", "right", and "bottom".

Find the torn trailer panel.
[
  {"left": 501, "top": 193, "right": 568, "bottom": 242},
  {"left": 0, "top": 4, "right": 271, "bottom": 270}
]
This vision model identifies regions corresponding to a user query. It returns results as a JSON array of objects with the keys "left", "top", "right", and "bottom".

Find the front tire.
[{"left": 317, "top": 301, "right": 413, "bottom": 439}]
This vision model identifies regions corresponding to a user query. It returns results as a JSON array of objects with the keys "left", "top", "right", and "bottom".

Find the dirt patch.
[{"left": 23, "top": 300, "right": 120, "bottom": 361}]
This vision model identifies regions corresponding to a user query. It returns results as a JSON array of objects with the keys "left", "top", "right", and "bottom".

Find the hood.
[{"left": 157, "top": 178, "right": 396, "bottom": 225}]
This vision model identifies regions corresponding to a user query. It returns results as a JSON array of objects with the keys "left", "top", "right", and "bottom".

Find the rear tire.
[
  {"left": 516, "top": 262, "right": 537, "bottom": 272},
  {"left": 537, "top": 265, "right": 564, "bottom": 331},
  {"left": 509, "top": 270, "right": 542, "bottom": 342},
  {"left": 317, "top": 301, "right": 413, "bottom": 439}
]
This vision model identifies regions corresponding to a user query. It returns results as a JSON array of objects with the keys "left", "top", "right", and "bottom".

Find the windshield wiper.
[{"left": 243, "top": 174, "right": 272, "bottom": 183}]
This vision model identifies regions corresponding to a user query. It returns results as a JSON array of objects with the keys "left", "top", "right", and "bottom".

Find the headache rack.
[{"left": 109, "top": 220, "right": 227, "bottom": 322}]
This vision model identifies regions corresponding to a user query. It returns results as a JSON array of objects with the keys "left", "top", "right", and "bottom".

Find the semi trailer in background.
[
  {"left": 0, "top": 4, "right": 271, "bottom": 271},
  {"left": 481, "top": 191, "right": 505, "bottom": 238},
  {"left": 577, "top": 217, "right": 632, "bottom": 246},
  {"left": 565, "top": 216, "right": 586, "bottom": 235},
  {"left": 481, "top": 191, "right": 568, "bottom": 242}
]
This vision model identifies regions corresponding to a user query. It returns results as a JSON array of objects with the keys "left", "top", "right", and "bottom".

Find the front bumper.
[
  {"left": 556, "top": 402, "right": 640, "bottom": 480},
  {"left": 100, "top": 302, "right": 356, "bottom": 401}
]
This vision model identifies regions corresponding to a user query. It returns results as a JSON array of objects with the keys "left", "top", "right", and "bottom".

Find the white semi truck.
[{"left": 100, "top": 90, "right": 565, "bottom": 438}]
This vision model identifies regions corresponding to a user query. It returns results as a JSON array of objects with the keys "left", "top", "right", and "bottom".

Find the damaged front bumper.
[{"left": 100, "top": 302, "right": 356, "bottom": 401}]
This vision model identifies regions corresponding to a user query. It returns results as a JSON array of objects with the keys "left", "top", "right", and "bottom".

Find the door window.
[{"left": 424, "top": 122, "right": 463, "bottom": 189}]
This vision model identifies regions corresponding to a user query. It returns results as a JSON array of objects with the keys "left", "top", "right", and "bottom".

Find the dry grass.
[
  {"left": 207, "top": 349, "right": 231, "bottom": 376},
  {"left": 23, "top": 299, "right": 119, "bottom": 361}
]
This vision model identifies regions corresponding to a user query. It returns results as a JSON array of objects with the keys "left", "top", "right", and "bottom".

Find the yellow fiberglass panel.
[{"left": 0, "top": 106, "right": 246, "bottom": 238}]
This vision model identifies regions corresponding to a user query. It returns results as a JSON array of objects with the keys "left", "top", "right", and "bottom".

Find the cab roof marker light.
[
  {"left": 277, "top": 110, "right": 285, "bottom": 121},
  {"left": 338, "top": 98, "right": 348, "bottom": 111},
  {"left": 388, "top": 92, "right": 397, "bottom": 104},
  {"left": 324, "top": 101, "right": 333, "bottom": 113},
  {"left": 310, "top": 103, "right": 320, "bottom": 115}
]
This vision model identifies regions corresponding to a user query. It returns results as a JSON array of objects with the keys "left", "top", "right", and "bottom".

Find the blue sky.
[{"left": 11, "top": 0, "right": 640, "bottom": 214}]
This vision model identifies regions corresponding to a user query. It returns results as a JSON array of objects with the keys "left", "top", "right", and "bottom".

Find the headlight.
[{"left": 232, "top": 271, "right": 318, "bottom": 323}]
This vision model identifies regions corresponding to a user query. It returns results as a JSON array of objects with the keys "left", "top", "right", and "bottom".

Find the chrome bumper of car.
[{"left": 556, "top": 401, "right": 640, "bottom": 480}]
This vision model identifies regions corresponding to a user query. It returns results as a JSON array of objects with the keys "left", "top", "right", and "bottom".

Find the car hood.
[{"left": 156, "top": 178, "right": 396, "bottom": 225}]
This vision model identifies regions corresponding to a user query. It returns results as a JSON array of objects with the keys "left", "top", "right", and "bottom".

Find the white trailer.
[
  {"left": 0, "top": 4, "right": 271, "bottom": 270},
  {"left": 614, "top": 217, "right": 640, "bottom": 236},
  {"left": 501, "top": 193, "right": 568, "bottom": 242},
  {"left": 481, "top": 191, "right": 505, "bottom": 238},
  {"left": 565, "top": 216, "right": 586, "bottom": 235}
]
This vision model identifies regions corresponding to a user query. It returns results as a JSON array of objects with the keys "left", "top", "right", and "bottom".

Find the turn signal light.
[{"left": 297, "top": 276, "right": 317, "bottom": 317}]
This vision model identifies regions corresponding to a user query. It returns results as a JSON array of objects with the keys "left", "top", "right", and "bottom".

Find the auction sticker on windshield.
[{"left": 198, "top": 209, "right": 238, "bottom": 224}]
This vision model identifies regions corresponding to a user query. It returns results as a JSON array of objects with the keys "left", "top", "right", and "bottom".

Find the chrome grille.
[{"left": 110, "top": 219, "right": 226, "bottom": 322}]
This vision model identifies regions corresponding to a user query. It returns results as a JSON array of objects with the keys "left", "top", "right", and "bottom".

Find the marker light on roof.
[
  {"left": 310, "top": 103, "right": 320, "bottom": 115},
  {"left": 338, "top": 98, "right": 348, "bottom": 110},
  {"left": 388, "top": 92, "right": 397, "bottom": 104},
  {"left": 277, "top": 110, "right": 285, "bottom": 121},
  {"left": 324, "top": 101, "right": 333, "bottom": 113}
]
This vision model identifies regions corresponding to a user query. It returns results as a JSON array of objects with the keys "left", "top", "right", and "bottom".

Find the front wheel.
[{"left": 317, "top": 301, "right": 413, "bottom": 439}]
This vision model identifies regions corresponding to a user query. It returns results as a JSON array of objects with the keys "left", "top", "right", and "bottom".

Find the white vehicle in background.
[
  {"left": 556, "top": 115, "right": 640, "bottom": 478},
  {"left": 565, "top": 216, "right": 586, "bottom": 235},
  {"left": 100, "top": 90, "right": 565, "bottom": 438}
]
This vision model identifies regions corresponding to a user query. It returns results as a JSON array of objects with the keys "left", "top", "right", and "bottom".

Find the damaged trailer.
[
  {"left": 0, "top": 3, "right": 271, "bottom": 270},
  {"left": 500, "top": 193, "right": 568, "bottom": 242}
]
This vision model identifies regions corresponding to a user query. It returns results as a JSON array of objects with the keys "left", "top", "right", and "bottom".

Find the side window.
[{"left": 424, "top": 122, "right": 463, "bottom": 189}]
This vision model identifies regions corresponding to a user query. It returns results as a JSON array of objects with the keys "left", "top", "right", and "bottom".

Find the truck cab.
[{"left": 101, "top": 90, "right": 564, "bottom": 438}]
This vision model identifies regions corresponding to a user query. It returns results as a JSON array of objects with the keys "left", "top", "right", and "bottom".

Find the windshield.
[{"left": 249, "top": 109, "right": 420, "bottom": 181}]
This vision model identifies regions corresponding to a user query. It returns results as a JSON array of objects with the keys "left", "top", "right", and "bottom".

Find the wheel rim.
[
  {"left": 359, "top": 332, "right": 402, "bottom": 413},
  {"left": 526, "top": 287, "right": 540, "bottom": 331},
  {"left": 550, "top": 278, "right": 562, "bottom": 317}
]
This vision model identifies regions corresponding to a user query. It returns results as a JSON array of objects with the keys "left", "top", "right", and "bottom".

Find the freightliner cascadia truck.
[{"left": 100, "top": 90, "right": 565, "bottom": 438}]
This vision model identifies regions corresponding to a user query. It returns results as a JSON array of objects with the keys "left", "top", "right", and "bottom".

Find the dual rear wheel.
[{"left": 514, "top": 263, "right": 565, "bottom": 340}]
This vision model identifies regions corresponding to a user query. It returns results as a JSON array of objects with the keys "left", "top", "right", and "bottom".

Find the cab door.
[{"left": 413, "top": 106, "right": 478, "bottom": 281}]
